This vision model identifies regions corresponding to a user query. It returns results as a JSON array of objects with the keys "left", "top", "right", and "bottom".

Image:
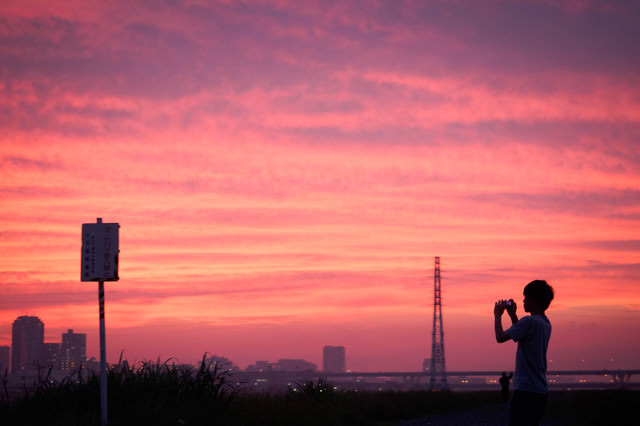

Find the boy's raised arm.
[
  {"left": 506, "top": 299, "right": 518, "bottom": 325},
  {"left": 494, "top": 301, "right": 512, "bottom": 343}
]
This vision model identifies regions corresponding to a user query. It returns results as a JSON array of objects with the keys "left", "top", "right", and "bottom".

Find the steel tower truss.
[{"left": 430, "top": 256, "right": 448, "bottom": 390}]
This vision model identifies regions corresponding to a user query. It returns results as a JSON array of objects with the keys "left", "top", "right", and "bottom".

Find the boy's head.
[{"left": 523, "top": 280, "right": 554, "bottom": 312}]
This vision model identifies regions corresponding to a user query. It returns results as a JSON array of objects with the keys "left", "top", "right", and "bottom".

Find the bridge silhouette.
[{"left": 231, "top": 369, "right": 640, "bottom": 390}]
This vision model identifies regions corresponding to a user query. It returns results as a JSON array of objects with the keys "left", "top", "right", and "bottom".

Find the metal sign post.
[
  {"left": 98, "top": 279, "right": 107, "bottom": 426},
  {"left": 82, "top": 218, "right": 120, "bottom": 426}
]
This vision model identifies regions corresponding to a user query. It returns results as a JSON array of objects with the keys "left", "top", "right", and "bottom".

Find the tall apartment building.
[
  {"left": 0, "top": 345, "right": 9, "bottom": 373},
  {"left": 44, "top": 343, "right": 61, "bottom": 369},
  {"left": 60, "top": 329, "right": 86, "bottom": 371},
  {"left": 322, "top": 345, "right": 346, "bottom": 373},
  {"left": 11, "top": 316, "right": 45, "bottom": 373}
]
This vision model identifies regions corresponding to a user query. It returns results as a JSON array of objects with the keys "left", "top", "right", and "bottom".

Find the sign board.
[{"left": 81, "top": 222, "right": 120, "bottom": 282}]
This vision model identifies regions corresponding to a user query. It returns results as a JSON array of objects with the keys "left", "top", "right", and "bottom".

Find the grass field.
[{"left": 1, "top": 361, "right": 638, "bottom": 425}]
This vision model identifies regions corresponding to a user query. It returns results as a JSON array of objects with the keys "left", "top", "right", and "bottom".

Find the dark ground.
[
  {"left": 396, "top": 404, "right": 557, "bottom": 426},
  {"left": 396, "top": 390, "right": 639, "bottom": 426}
]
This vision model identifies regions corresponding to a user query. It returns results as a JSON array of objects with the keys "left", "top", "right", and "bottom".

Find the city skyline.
[
  {"left": 7, "top": 316, "right": 87, "bottom": 374},
  {"left": 1, "top": 0, "right": 640, "bottom": 372},
  {"left": 3, "top": 314, "right": 341, "bottom": 374}
]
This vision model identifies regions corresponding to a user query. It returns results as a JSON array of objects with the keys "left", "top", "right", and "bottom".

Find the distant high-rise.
[
  {"left": 11, "top": 316, "right": 45, "bottom": 373},
  {"left": 44, "top": 343, "right": 61, "bottom": 369},
  {"left": 422, "top": 358, "right": 430, "bottom": 372},
  {"left": 0, "top": 345, "right": 10, "bottom": 373},
  {"left": 322, "top": 345, "right": 346, "bottom": 373},
  {"left": 61, "top": 329, "right": 86, "bottom": 371}
]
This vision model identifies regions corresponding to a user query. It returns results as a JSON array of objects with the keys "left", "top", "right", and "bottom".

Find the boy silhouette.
[
  {"left": 494, "top": 280, "right": 554, "bottom": 426},
  {"left": 499, "top": 371, "right": 513, "bottom": 402}
]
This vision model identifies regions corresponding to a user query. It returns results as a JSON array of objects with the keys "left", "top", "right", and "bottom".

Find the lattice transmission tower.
[{"left": 430, "top": 256, "right": 448, "bottom": 390}]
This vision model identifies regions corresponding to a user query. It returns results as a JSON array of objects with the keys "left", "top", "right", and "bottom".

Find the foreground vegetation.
[{"left": 1, "top": 359, "right": 638, "bottom": 425}]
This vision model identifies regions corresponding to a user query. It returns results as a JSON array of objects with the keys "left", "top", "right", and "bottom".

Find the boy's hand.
[
  {"left": 506, "top": 299, "right": 517, "bottom": 316},
  {"left": 494, "top": 300, "right": 511, "bottom": 342}
]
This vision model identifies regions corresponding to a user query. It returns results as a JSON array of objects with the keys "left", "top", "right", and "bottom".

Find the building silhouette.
[
  {"left": 0, "top": 345, "right": 9, "bottom": 373},
  {"left": 422, "top": 358, "right": 430, "bottom": 372},
  {"left": 60, "top": 329, "right": 86, "bottom": 371},
  {"left": 323, "top": 345, "right": 346, "bottom": 373},
  {"left": 84, "top": 357, "right": 100, "bottom": 374},
  {"left": 245, "top": 359, "right": 317, "bottom": 372},
  {"left": 245, "top": 360, "right": 273, "bottom": 372},
  {"left": 11, "top": 316, "right": 45, "bottom": 373},
  {"left": 275, "top": 359, "right": 317, "bottom": 372},
  {"left": 44, "top": 342, "right": 61, "bottom": 369}
]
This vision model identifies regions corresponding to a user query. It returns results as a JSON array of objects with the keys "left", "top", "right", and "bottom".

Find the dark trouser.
[{"left": 508, "top": 390, "right": 548, "bottom": 426}]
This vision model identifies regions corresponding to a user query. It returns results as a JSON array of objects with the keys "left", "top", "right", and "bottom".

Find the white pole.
[{"left": 97, "top": 218, "right": 108, "bottom": 426}]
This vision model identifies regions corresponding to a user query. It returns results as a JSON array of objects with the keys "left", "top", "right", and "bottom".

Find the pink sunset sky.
[{"left": 1, "top": 0, "right": 639, "bottom": 372}]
